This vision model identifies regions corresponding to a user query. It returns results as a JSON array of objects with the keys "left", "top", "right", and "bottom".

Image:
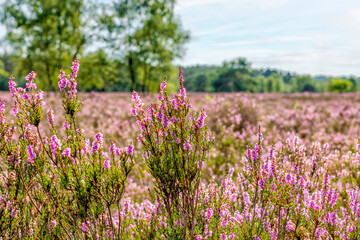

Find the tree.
[
  {"left": 77, "top": 50, "right": 130, "bottom": 91},
  {"left": 349, "top": 76, "right": 357, "bottom": 92},
  {"left": 105, "top": 0, "right": 189, "bottom": 92},
  {"left": 213, "top": 58, "right": 256, "bottom": 92},
  {"left": 0, "top": 59, "right": 10, "bottom": 90},
  {"left": 1, "top": 0, "right": 88, "bottom": 90},
  {"left": 289, "top": 75, "right": 316, "bottom": 93},
  {"left": 194, "top": 74, "right": 208, "bottom": 92},
  {"left": 328, "top": 78, "right": 353, "bottom": 93}
]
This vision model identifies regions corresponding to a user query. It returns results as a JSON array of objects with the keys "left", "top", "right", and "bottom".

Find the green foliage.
[
  {"left": 104, "top": 0, "right": 189, "bottom": 92},
  {"left": 1, "top": 0, "right": 87, "bottom": 90},
  {"left": 289, "top": 75, "right": 317, "bottom": 92},
  {"left": 264, "top": 73, "right": 283, "bottom": 92},
  {"left": 328, "top": 78, "right": 353, "bottom": 93},
  {"left": 213, "top": 58, "right": 257, "bottom": 92},
  {"left": 78, "top": 50, "right": 130, "bottom": 91}
]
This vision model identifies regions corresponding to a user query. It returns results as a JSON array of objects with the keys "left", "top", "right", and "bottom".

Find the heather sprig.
[{"left": 132, "top": 68, "right": 214, "bottom": 239}]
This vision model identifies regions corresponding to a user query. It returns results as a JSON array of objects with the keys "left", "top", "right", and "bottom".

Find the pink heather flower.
[
  {"left": 50, "top": 219, "right": 57, "bottom": 228},
  {"left": 196, "top": 235, "right": 203, "bottom": 240},
  {"left": 206, "top": 207, "right": 213, "bottom": 221},
  {"left": 160, "top": 221, "right": 167, "bottom": 227},
  {"left": 115, "top": 147, "right": 122, "bottom": 157},
  {"left": 137, "top": 134, "right": 143, "bottom": 143},
  {"left": 10, "top": 209, "right": 19, "bottom": 218},
  {"left": 160, "top": 81, "right": 167, "bottom": 91},
  {"left": 58, "top": 70, "right": 68, "bottom": 92},
  {"left": 61, "top": 148, "right": 71, "bottom": 158},
  {"left": 27, "top": 146, "right": 36, "bottom": 165},
  {"left": 8, "top": 77, "right": 17, "bottom": 97},
  {"left": 35, "top": 91, "right": 44, "bottom": 102},
  {"left": 103, "top": 159, "right": 111, "bottom": 169},
  {"left": 29, "top": 228, "right": 34, "bottom": 235},
  {"left": 71, "top": 59, "right": 80, "bottom": 78},
  {"left": 63, "top": 121, "right": 71, "bottom": 129},
  {"left": 183, "top": 140, "right": 192, "bottom": 151},
  {"left": 126, "top": 144, "right": 134, "bottom": 155},
  {"left": 22, "top": 94, "right": 30, "bottom": 100},
  {"left": 196, "top": 111, "right": 207, "bottom": 129},
  {"left": 0, "top": 99, "right": 4, "bottom": 114},
  {"left": 82, "top": 139, "right": 90, "bottom": 155},
  {"left": 131, "top": 91, "right": 144, "bottom": 117},
  {"left": 81, "top": 222, "right": 89, "bottom": 232},
  {"left": 50, "top": 135, "right": 62, "bottom": 155},
  {"left": 12, "top": 105, "right": 19, "bottom": 116},
  {"left": 109, "top": 143, "right": 116, "bottom": 154},
  {"left": 47, "top": 109, "right": 54, "bottom": 126},
  {"left": 92, "top": 141, "right": 100, "bottom": 154},
  {"left": 25, "top": 71, "right": 36, "bottom": 82},
  {"left": 95, "top": 132, "right": 104, "bottom": 146},
  {"left": 132, "top": 91, "right": 141, "bottom": 105}
]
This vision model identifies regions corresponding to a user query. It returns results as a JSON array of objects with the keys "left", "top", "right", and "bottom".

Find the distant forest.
[
  {"left": 1, "top": 55, "right": 358, "bottom": 93},
  {"left": 182, "top": 58, "right": 359, "bottom": 93}
]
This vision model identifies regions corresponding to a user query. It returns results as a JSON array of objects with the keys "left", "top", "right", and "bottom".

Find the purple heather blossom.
[
  {"left": 95, "top": 132, "right": 104, "bottom": 146},
  {"left": 220, "top": 234, "right": 228, "bottom": 240},
  {"left": 9, "top": 77, "right": 17, "bottom": 97},
  {"left": 58, "top": 70, "right": 68, "bottom": 92},
  {"left": 137, "top": 134, "right": 143, "bottom": 143},
  {"left": 50, "top": 135, "right": 62, "bottom": 155},
  {"left": 63, "top": 121, "right": 70, "bottom": 129},
  {"left": 183, "top": 140, "right": 192, "bottom": 151},
  {"left": 103, "top": 159, "right": 111, "bottom": 169},
  {"left": 27, "top": 146, "right": 36, "bottom": 165},
  {"left": 160, "top": 81, "right": 167, "bottom": 91},
  {"left": 47, "top": 109, "right": 54, "bottom": 126},
  {"left": 196, "top": 111, "right": 207, "bottom": 129},
  {"left": 50, "top": 219, "right": 57, "bottom": 228},
  {"left": 71, "top": 59, "right": 80, "bottom": 78},
  {"left": 126, "top": 144, "right": 134, "bottom": 156},
  {"left": 109, "top": 143, "right": 116, "bottom": 154},
  {"left": 12, "top": 105, "right": 19, "bottom": 116},
  {"left": 115, "top": 148, "right": 122, "bottom": 157},
  {"left": 81, "top": 222, "right": 89, "bottom": 232},
  {"left": 25, "top": 71, "right": 36, "bottom": 82},
  {"left": 61, "top": 148, "right": 71, "bottom": 158},
  {"left": 92, "top": 141, "right": 100, "bottom": 153}
]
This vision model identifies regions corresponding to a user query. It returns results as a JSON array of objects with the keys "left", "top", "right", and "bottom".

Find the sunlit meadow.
[{"left": 0, "top": 60, "right": 360, "bottom": 239}]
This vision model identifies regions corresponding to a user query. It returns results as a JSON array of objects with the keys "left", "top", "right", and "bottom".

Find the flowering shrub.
[
  {"left": 1, "top": 60, "right": 360, "bottom": 239},
  {"left": 131, "top": 68, "right": 214, "bottom": 238},
  {"left": 0, "top": 60, "right": 134, "bottom": 239}
]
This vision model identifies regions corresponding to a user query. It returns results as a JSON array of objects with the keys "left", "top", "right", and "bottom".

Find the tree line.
[
  {"left": 0, "top": 0, "right": 189, "bottom": 92},
  {"left": 183, "top": 58, "right": 359, "bottom": 93}
]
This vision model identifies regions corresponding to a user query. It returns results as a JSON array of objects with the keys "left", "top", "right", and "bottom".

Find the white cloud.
[{"left": 212, "top": 36, "right": 312, "bottom": 46}]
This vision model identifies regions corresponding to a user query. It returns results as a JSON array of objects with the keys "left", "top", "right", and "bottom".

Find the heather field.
[{"left": 1, "top": 63, "right": 360, "bottom": 239}]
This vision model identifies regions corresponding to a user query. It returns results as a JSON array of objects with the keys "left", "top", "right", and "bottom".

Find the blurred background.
[{"left": 0, "top": 0, "right": 359, "bottom": 93}]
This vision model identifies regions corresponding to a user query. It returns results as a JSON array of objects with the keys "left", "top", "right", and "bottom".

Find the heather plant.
[
  {"left": 2, "top": 59, "right": 360, "bottom": 240},
  {"left": 0, "top": 60, "right": 134, "bottom": 239},
  {"left": 131, "top": 69, "right": 214, "bottom": 239}
]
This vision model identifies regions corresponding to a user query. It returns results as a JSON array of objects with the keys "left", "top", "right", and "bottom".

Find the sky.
[
  {"left": 1, "top": 0, "right": 360, "bottom": 76},
  {"left": 173, "top": 0, "right": 360, "bottom": 76}
]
